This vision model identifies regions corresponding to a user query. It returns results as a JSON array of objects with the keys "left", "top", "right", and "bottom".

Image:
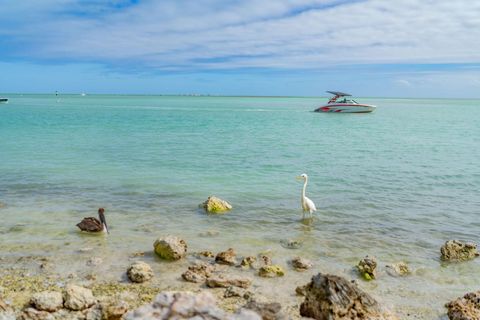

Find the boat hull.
[
  {"left": 314, "top": 104, "right": 376, "bottom": 113},
  {"left": 0, "top": 98, "right": 8, "bottom": 103}
]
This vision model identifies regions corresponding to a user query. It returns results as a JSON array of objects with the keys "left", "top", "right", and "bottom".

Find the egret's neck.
[{"left": 302, "top": 178, "right": 307, "bottom": 200}]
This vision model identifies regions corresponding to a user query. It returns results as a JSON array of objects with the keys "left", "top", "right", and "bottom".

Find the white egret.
[{"left": 297, "top": 173, "right": 317, "bottom": 219}]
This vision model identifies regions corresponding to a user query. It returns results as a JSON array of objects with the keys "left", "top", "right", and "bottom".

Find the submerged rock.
[
  {"left": 295, "top": 285, "right": 307, "bottom": 296},
  {"left": 153, "top": 236, "right": 187, "bottom": 261},
  {"left": 30, "top": 291, "right": 63, "bottom": 312},
  {"left": 258, "top": 265, "right": 285, "bottom": 278},
  {"left": 206, "top": 275, "right": 252, "bottom": 288},
  {"left": 291, "top": 257, "right": 313, "bottom": 271},
  {"left": 440, "top": 240, "right": 479, "bottom": 262},
  {"left": 300, "top": 273, "right": 397, "bottom": 320},
  {"left": 63, "top": 284, "right": 96, "bottom": 311},
  {"left": 357, "top": 256, "right": 377, "bottom": 280},
  {"left": 181, "top": 262, "right": 215, "bottom": 283},
  {"left": 386, "top": 262, "right": 411, "bottom": 277},
  {"left": 127, "top": 261, "right": 154, "bottom": 283},
  {"left": 215, "top": 248, "right": 237, "bottom": 266},
  {"left": 280, "top": 239, "right": 302, "bottom": 249},
  {"left": 86, "top": 257, "right": 103, "bottom": 267},
  {"left": 224, "top": 286, "right": 252, "bottom": 300},
  {"left": 446, "top": 291, "right": 480, "bottom": 320},
  {"left": 124, "top": 291, "right": 260, "bottom": 320},
  {"left": 197, "top": 250, "right": 215, "bottom": 258},
  {"left": 201, "top": 196, "right": 232, "bottom": 213}
]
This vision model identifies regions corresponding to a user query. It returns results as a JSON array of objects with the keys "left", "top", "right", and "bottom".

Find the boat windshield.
[{"left": 334, "top": 98, "right": 357, "bottom": 104}]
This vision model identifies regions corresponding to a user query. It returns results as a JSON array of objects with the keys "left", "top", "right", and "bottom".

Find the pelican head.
[{"left": 98, "top": 208, "right": 109, "bottom": 234}]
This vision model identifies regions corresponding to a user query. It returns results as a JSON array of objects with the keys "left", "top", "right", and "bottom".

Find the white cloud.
[{"left": 1, "top": 0, "right": 480, "bottom": 70}]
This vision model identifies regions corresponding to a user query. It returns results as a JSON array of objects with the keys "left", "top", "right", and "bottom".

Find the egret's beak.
[{"left": 296, "top": 176, "right": 303, "bottom": 181}]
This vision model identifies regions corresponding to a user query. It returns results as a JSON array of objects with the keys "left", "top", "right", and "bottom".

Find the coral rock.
[
  {"left": 201, "top": 196, "right": 232, "bottom": 213},
  {"left": 127, "top": 261, "right": 154, "bottom": 283},
  {"left": 441, "top": 240, "right": 479, "bottom": 262},
  {"left": 153, "top": 236, "right": 187, "bottom": 261},
  {"left": 63, "top": 284, "right": 96, "bottom": 311},
  {"left": 446, "top": 291, "right": 480, "bottom": 320},
  {"left": 291, "top": 257, "right": 313, "bottom": 271},
  {"left": 215, "top": 248, "right": 237, "bottom": 266},
  {"left": 181, "top": 262, "right": 215, "bottom": 283},
  {"left": 300, "top": 273, "right": 397, "bottom": 320},
  {"left": 30, "top": 291, "right": 63, "bottom": 312},
  {"left": 206, "top": 275, "right": 252, "bottom": 288},
  {"left": 386, "top": 262, "right": 410, "bottom": 277}
]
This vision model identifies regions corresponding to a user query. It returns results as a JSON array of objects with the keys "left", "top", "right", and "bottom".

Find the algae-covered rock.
[
  {"left": 386, "top": 262, "right": 411, "bottom": 277},
  {"left": 153, "top": 236, "right": 187, "bottom": 261},
  {"left": 127, "top": 261, "right": 154, "bottom": 283},
  {"left": 441, "top": 240, "right": 479, "bottom": 262},
  {"left": 201, "top": 196, "right": 232, "bottom": 213},
  {"left": 30, "top": 291, "right": 63, "bottom": 312},
  {"left": 300, "top": 273, "right": 398, "bottom": 320},
  {"left": 215, "top": 248, "right": 237, "bottom": 266},
  {"left": 206, "top": 275, "right": 252, "bottom": 288},
  {"left": 357, "top": 256, "right": 377, "bottom": 280},
  {"left": 258, "top": 265, "right": 285, "bottom": 278},
  {"left": 446, "top": 291, "right": 480, "bottom": 320},
  {"left": 63, "top": 284, "right": 96, "bottom": 311}
]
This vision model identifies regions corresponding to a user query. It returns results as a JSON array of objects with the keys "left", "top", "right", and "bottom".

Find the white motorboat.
[{"left": 314, "top": 91, "right": 376, "bottom": 113}]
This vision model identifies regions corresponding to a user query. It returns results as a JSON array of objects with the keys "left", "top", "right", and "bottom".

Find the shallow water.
[{"left": 0, "top": 94, "right": 479, "bottom": 318}]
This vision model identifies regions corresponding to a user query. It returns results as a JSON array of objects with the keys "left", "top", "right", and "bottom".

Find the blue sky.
[{"left": 1, "top": 0, "right": 479, "bottom": 97}]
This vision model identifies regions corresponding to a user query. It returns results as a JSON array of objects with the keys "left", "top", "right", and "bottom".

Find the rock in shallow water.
[
  {"left": 30, "top": 291, "right": 63, "bottom": 312},
  {"left": 215, "top": 248, "right": 237, "bottom": 266},
  {"left": 357, "top": 256, "right": 377, "bottom": 280},
  {"left": 244, "top": 301, "right": 287, "bottom": 320},
  {"left": 291, "top": 257, "right": 313, "bottom": 271},
  {"left": 258, "top": 265, "right": 285, "bottom": 278},
  {"left": 440, "top": 240, "right": 479, "bottom": 262},
  {"left": 153, "top": 236, "right": 187, "bottom": 261},
  {"left": 300, "top": 273, "right": 397, "bottom": 320},
  {"left": 206, "top": 275, "right": 252, "bottom": 288},
  {"left": 385, "top": 262, "right": 410, "bottom": 277},
  {"left": 181, "top": 262, "right": 215, "bottom": 283},
  {"left": 445, "top": 291, "right": 480, "bottom": 320},
  {"left": 201, "top": 196, "right": 232, "bottom": 213},
  {"left": 127, "top": 261, "right": 154, "bottom": 283}
]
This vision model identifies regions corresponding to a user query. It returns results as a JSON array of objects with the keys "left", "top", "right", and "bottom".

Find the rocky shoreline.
[{"left": 0, "top": 234, "right": 478, "bottom": 319}]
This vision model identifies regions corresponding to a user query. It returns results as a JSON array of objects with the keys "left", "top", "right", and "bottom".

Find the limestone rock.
[
  {"left": 357, "top": 256, "right": 377, "bottom": 280},
  {"left": 244, "top": 301, "right": 287, "bottom": 320},
  {"left": 386, "top": 262, "right": 410, "bottom": 277},
  {"left": 441, "top": 240, "right": 479, "bottom": 262},
  {"left": 123, "top": 291, "right": 259, "bottom": 319},
  {"left": 30, "top": 291, "right": 63, "bottom": 312},
  {"left": 63, "top": 284, "right": 96, "bottom": 311},
  {"left": 299, "top": 273, "right": 397, "bottom": 320},
  {"left": 291, "top": 257, "right": 313, "bottom": 271},
  {"left": 127, "top": 261, "right": 154, "bottom": 283},
  {"left": 445, "top": 291, "right": 480, "bottom": 320},
  {"left": 201, "top": 196, "right": 232, "bottom": 213},
  {"left": 258, "top": 265, "right": 285, "bottom": 278},
  {"left": 153, "top": 236, "right": 187, "bottom": 261},
  {"left": 215, "top": 248, "right": 237, "bottom": 266},
  {"left": 181, "top": 262, "right": 215, "bottom": 283},
  {"left": 197, "top": 251, "right": 215, "bottom": 258},
  {"left": 206, "top": 275, "right": 252, "bottom": 288}
]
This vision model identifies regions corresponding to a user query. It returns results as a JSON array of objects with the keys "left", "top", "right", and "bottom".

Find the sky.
[{"left": 0, "top": 0, "right": 480, "bottom": 97}]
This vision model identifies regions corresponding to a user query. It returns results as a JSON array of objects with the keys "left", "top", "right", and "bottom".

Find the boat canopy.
[{"left": 326, "top": 91, "right": 351, "bottom": 97}]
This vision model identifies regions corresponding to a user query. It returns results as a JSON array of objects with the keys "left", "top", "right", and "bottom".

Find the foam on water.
[{"left": 0, "top": 94, "right": 479, "bottom": 318}]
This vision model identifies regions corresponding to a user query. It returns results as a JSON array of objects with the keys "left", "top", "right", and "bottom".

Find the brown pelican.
[{"left": 76, "top": 208, "right": 109, "bottom": 233}]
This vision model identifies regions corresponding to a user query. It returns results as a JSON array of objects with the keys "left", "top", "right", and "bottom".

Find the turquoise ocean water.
[{"left": 0, "top": 94, "right": 479, "bottom": 317}]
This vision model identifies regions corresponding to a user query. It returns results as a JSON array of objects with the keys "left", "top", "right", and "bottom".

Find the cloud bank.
[{"left": 1, "top": 0, "right": 479, "bottom": 71}]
